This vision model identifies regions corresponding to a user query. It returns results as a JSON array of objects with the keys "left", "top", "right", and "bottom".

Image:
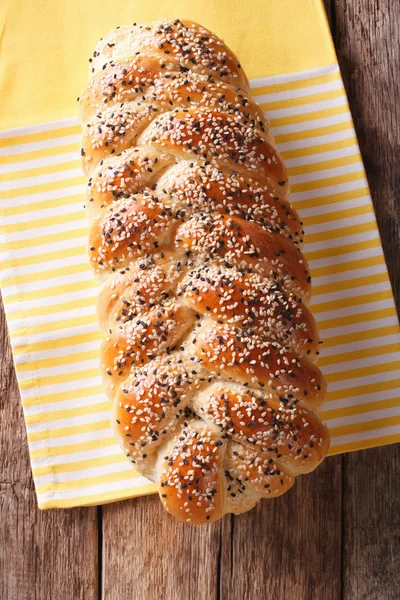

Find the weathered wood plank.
[
  {"left": 342, "top": 446, "right": 400, "bottom": 600},
  {"left": 102, "top": 457, "right": 341, "bottom": 600},
  {"left": 219, "top": 455, "right": 342, "bottom": 600},
  {"left": 0, "top": 296, "right": 99, "bottom": 600},
  {"left": 102, "top": 495, "right": 223, "bottom": 600},
  {"left": 332, "top": 1, "right": 400, "bottom": 599},
  {"left": 333, "top": 0, "right": 400, "bottom": 307},
  {"left": 102, "top": 461, "right": 342, "bottom": 600}
]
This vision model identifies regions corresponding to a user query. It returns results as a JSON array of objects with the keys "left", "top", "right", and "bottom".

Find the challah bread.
[{"left": 79, "top": 19, "right": 330, "bottom": 524}]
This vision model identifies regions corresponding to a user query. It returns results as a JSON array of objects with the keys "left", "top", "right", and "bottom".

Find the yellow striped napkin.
[{"left": 1, "top": 0, "right": 399, "bottom": 508}]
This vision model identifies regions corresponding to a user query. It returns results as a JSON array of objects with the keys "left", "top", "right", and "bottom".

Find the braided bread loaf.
[{"left": 79, "top": 19, "right": 330, "bottom": 524}]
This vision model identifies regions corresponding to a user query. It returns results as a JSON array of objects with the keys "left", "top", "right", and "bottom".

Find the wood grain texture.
[
  {"left": 342, "top": 446, "right": 400, "bottom": 600},
  {"left": 0, "top": 2, "right": 399, "bottom": 599},
  {"left": 333, "top": 0, "right": 400, "bottom": 308},
  {"left": 332, "top": 2, "right": 400, "bottom": 599},
  {"left": 102, "top": 458, "right": 341, "bottom": 600},
  {"left": 219, "top": 455, "right": 342, "bottom": 600},
  {"left": 0, "top": 296, "right": 99, "bottom": 600},
  {"left": 103, "top": 495, "right": 222, "bottom": 600}
]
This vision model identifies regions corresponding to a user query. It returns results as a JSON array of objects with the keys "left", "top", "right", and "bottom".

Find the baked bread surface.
[{"left": 80, "top": 18, "right": 330, "bottom": 524}]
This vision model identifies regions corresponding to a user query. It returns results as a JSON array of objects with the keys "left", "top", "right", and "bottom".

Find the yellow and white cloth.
[{"left": 1, "top": 0, "right": 399, "bottom": 508}]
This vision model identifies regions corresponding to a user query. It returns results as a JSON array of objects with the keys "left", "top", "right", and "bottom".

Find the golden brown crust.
[
  {"left": 159, "top": 422, "right": 225, "bottom": 524},
  {"left": 81, "top": 76, "right": 269, "bottom": 174},
  {"left": 175, "top": 213, "right": 311, "bottom": 298},
  {"left": 139, "top": 108, "right": 287, "bottom": 190},
  {"left": 85, "top": 148, "right": 174, "bottom": 206},
  {"left": 193, "top": 324, "right": 326, "bottom": 409},
  {"left": 156, "top": 163, "right": 302, "bottom": 240},
  {"left": 195, "top": 383, "right": 329, "bottom": 473},
  {"left": 88, "top": 192, "right": 179, "bottom": 274},
  {"left": 101, "top": 304, "right": 196, "bottom": 395},
  {"left": 97, "top": 255, "right": 183, "bottom": 330},
  {"left": 80, "top": 18, "right": 329, "bottom": 524},
  {"left": 87, "top": 20, "right": 250, "bottom": 87},
  {"left": 179, "top": 267, "right": 319, "bottom": 358},
  {"left": 225, "top": 442, "right": 295, "bottom": 503},
  {"left": 80, "top": 55, "right": 170, "bottom": 122},
  {"left": 113, "top": 355, "right": 195, "bottom": 463}
]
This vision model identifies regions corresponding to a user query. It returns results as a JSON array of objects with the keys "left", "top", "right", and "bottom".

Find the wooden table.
[{"left": 1, "top": 2, "right": 399, "bottom": 598}]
